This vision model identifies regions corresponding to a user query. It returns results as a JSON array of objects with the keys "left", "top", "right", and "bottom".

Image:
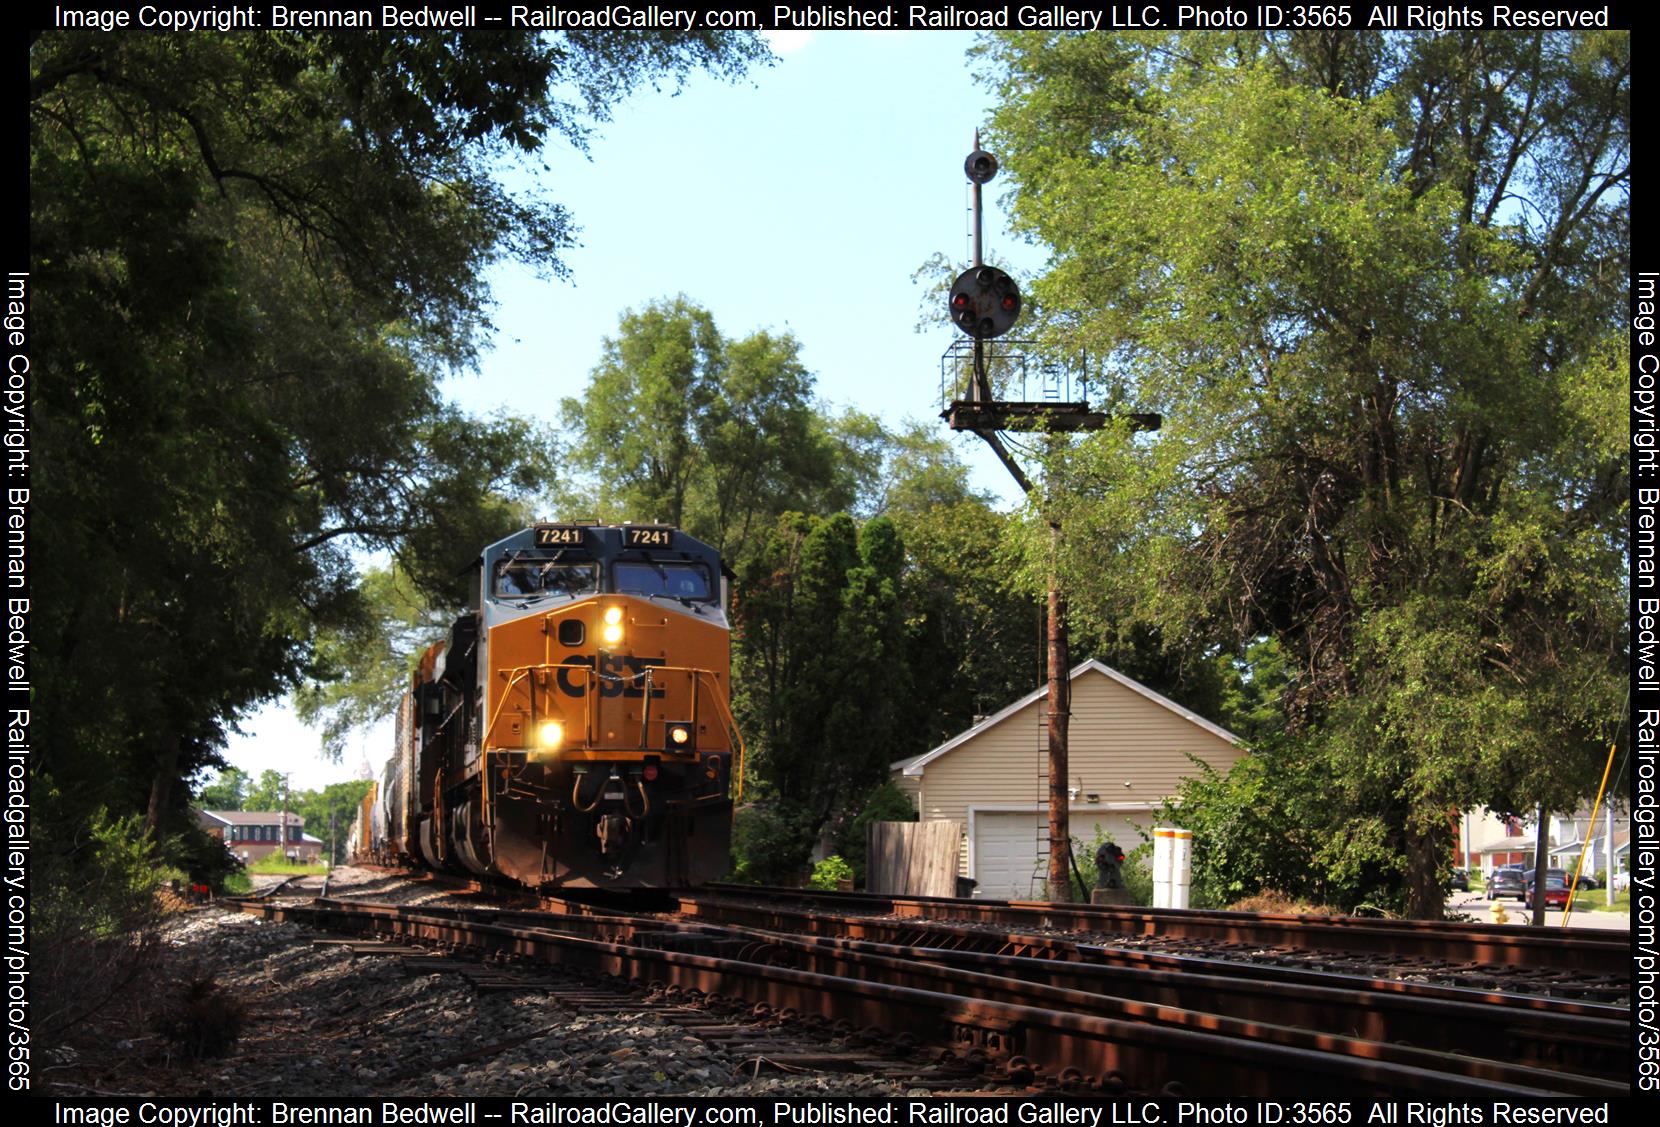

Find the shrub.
[
  {"left": 153, "top": 974, "right": 246, "bottom": 1060},
  {"left": 807, "top": 855, "right": 854, "bottom": 891},
  {"left": 729, "top": 800, "right": 813, "bottom": 885},
  {"left": 1068, "top": 822, "right": 1152, "bottom": 905},
  {"left": 32, "top": 803, "right": 166, "bottom": 1048},
  {"left": 833, "top": 781, "right": 918, "bottom": 884}
]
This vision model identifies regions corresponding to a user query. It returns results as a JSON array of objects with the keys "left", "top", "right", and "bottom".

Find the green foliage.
[
  {"left": 294, "top": 564, "right": 456, "bottom": 760},
  {"left": 29, "top": 29, "right": 767, "bottom": 878},
  {"left": 981, "top": 31, "right": 1628, "bottom": 917},
  {"left": 559, "top": 298, "right": 873, "bottom": 568},
  {"left": 195, "top": 767, "right": 249, "bottom": 812},
  {"left": 729, "top": 801, "right": 812, "bottom": 886},
  {"left": 32, "top": 798, "right": 166, "bottom": 1046},
  {"left": 889, "top": 500, "right": 1038, "bottom": 749},
  {"left": 165, "top": 820, "right": 247, "bottom": 892},
  {"left": 1160, "top": 747, "right": 1403, "bottom": 914},
  {"left": 245, "top": 856, "right": 329, "bottom": 876},
  {"left": 807, "top": 855, "right": 855, "bottom": 891},
  {"left": 732, "top": 513, "right": 910, "bottom": 877},
  {"left": 242, "top": 770, "right": 290, "bottom": 814},
  {"left": 834, "top": 780, "right": 920, "bottom": 884},
  {"left": 1068, "top": 822, "right": 1151, "bottom": 905},
  {"left": 287, "top": 779, "right": 376, "bottom": 865}
]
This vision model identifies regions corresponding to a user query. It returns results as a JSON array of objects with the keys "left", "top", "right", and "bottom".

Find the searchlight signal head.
[
  {"left": 948, "top": 265, "right": 1021, "bottom": 339},
  {"left": 965, "top": 149, "right": 998, "bottom": 184}
]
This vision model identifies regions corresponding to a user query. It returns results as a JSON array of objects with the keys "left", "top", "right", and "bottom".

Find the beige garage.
[{"left": 891, "top": 660, "right": 1245, "bottom": 899}]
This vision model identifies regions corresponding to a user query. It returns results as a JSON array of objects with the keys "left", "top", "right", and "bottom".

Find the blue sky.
[{"left": 221, "top": 30, "right": 1044, "bottom": 794}]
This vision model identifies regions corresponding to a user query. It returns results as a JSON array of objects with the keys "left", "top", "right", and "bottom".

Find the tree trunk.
[
  {"left": 1531, "top": 810, "right": 1550, "bottom": 927},
  {"left": 1402, "top": 827, "right": 1445, "bottom": 920},
  {"left": 144, "top": 732, "right": 181, "bottom": 838}
]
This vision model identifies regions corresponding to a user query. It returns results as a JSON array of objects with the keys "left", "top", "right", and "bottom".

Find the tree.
[
  {"left": 243, "top": 770, "right": 289, "bottom": 814},
  {"left": 562, "top": 298, "right": 724, "bottom": 529},
  {"left": 889, "top": 500, "right": 1037, "bottom": 749},
  {"left": 293, "top": 563, "right": 462, "bottom": 760},
  {"left": 732, "top": 513, "right": 909, "bottom": 876},
  {"left": 196, "top": 768, "right": 250, "bottom": 812},
  {"left": 560, "top": 298, "right": 875, "bottom": 567},
  {"left": 980, "top": 31, "right": 1628, "bottom": 917},
  {"left": 29, "top": 31, "right": 768, "bottom": 860},
  {"left": 287, "top": 780, "right": 375, "bottom": 865}
]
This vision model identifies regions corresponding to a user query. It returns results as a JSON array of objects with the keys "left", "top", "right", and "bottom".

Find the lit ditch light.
[{"left": 664, "top": 721, "right": 694, "bottom": 752}]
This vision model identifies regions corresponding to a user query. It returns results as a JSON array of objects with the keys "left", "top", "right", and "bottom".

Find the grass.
[
  {"left": 1568, "top": 888, "right": 1630, "bottom": 913},
  {"left": 244, "top": 856, "right": 329, "bottom": 876}
]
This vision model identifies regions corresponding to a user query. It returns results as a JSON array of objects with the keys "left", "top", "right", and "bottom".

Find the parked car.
[
  {"left": 1531, "top": 876, "right": 1571, "bottom": 909},
  {"left": 1444, "top": 868, "right": 1470, "bottom": 892},
  {"left": 1488, "top": 867, "right": 1526, "bottom": 900}
]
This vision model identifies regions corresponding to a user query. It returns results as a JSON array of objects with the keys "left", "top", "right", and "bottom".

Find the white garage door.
[
  {"left": 972, "top": 809, "right": 1149, "bottom": 900},
  {"left": 973, "top": 812, "right": 1046, "bottom": 900}
]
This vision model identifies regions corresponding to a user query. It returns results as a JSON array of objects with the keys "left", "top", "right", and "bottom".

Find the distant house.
[
  {"left": 1459, "top": 804, "right": 1630, "bottom": 880},
  {"left": 890, "top": 660, "right": 1245, "bottom": 899},
  {"left": 197, "top": 809, "right": 322, "bottom": 864}
]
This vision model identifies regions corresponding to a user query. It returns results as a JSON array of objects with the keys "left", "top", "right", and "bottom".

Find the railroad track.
[
  {"left": 694, "top": 883, "right": 1631, "bottom": 977},
  {"left": 399, "top": 899, "right": 1632, "bottom": 1085},
  {"left": 240, "top": 894, "right": 1629, "bottom": 1099},
  {"left": 671, "top": 892, "right": 1629, "bottom": 1005},
  {"left": 307, "top": 933, "right": 998, "bottom": 1092}
]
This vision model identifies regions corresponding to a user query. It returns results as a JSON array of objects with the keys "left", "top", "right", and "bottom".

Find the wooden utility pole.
[
  {"left": 1044, "top": 521, "right": 1071, "bottom": 898},
  {"left": 279, "top": 773, "right": 292, "bottom": 864}
]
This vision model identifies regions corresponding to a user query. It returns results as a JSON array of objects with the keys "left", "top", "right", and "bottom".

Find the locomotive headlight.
[
  {"left": 601, "top": 606, "right": 624, "bottom": 644},
  {"left": 601, "top": 622, "right": 624, "bottom": 645},
  {"left": 536, "top": 720, "right": 564, "bottom": 750},
  {"left": 603, "top": 606, "right": 623, "bottom": 625}
]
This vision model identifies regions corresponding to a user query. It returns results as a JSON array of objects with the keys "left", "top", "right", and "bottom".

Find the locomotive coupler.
[{"left": 596, "top": 812, "right": 629, "bottom": 855}]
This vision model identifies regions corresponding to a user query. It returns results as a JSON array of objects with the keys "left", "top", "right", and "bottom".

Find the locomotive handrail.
[{"left": 475, "top": 658, "right": 746, "bottom": 851}]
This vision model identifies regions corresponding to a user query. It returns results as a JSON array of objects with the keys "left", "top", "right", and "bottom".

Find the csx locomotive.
[{"left": 350, "top": 523, "right": 741, "bottom": 888}]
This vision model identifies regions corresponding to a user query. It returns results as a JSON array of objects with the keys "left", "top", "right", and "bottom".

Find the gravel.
[{"left": 43, "top": 868, "right": 909, "bottom": 1099}]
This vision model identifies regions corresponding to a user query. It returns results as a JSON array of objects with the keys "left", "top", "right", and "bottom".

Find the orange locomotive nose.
[{"left": 360, "top": 523, "right": 740, "bottom": 891}]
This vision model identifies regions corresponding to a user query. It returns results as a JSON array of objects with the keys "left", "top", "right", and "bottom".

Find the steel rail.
[
  {"left": 690, "top": 885, "right": 1629, "bottom": 975},
  {"left": 242, "top": 898, "right": 1624, "bottom": 1099},
  {"left": 346, "top": 899, "right": 1628, "bottom": 1085}
]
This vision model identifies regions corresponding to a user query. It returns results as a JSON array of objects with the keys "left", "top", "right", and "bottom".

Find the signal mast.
[{"left": 940, "top": 136, "right": 1159, "bottom": 902}]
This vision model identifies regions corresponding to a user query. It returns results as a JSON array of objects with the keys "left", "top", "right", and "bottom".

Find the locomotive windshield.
[
  {"left": 494, "top": 554, "right": 598, "bottom": 599},
  {"left": 614, "top": 561, "right": 712, "bottom": 601}
]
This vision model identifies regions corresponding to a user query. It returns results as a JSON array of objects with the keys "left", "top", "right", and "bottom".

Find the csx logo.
[{"left": 555, "top": 654, "right": 667, "bottom": 698}]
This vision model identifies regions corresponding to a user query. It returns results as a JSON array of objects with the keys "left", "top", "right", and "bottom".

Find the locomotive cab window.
[
  {"left": 614, "top": 561, "right": 712, "bottom": 601},
  {"left": 494, "top": 555, "right": 598, "bottom": 599}
]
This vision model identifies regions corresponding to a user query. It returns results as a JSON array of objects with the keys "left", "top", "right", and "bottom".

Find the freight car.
[{"left": 361, "top": 523, "right": 742, "bottom": 889}]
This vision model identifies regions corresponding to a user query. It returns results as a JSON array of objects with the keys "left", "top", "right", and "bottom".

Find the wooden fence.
[{"left": 866, "top": 820, "right": 965, "bottom": 897}]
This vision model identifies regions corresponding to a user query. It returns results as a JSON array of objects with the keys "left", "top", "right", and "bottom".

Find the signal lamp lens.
[
  {"left": 537, "top": 721, "right": 564, "bottom": 749},
  {"left": 601, "top": 623, "right": 623, "bottom": 645},
  {"left": 1001, "top": 295, "right": 1018, "bottom": 311},
  {"left": 603, "top": 606, "right": 623, "bottom": 625},
  {"left": 950, "top": 292, "right": 969, "bottom": 311}
]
